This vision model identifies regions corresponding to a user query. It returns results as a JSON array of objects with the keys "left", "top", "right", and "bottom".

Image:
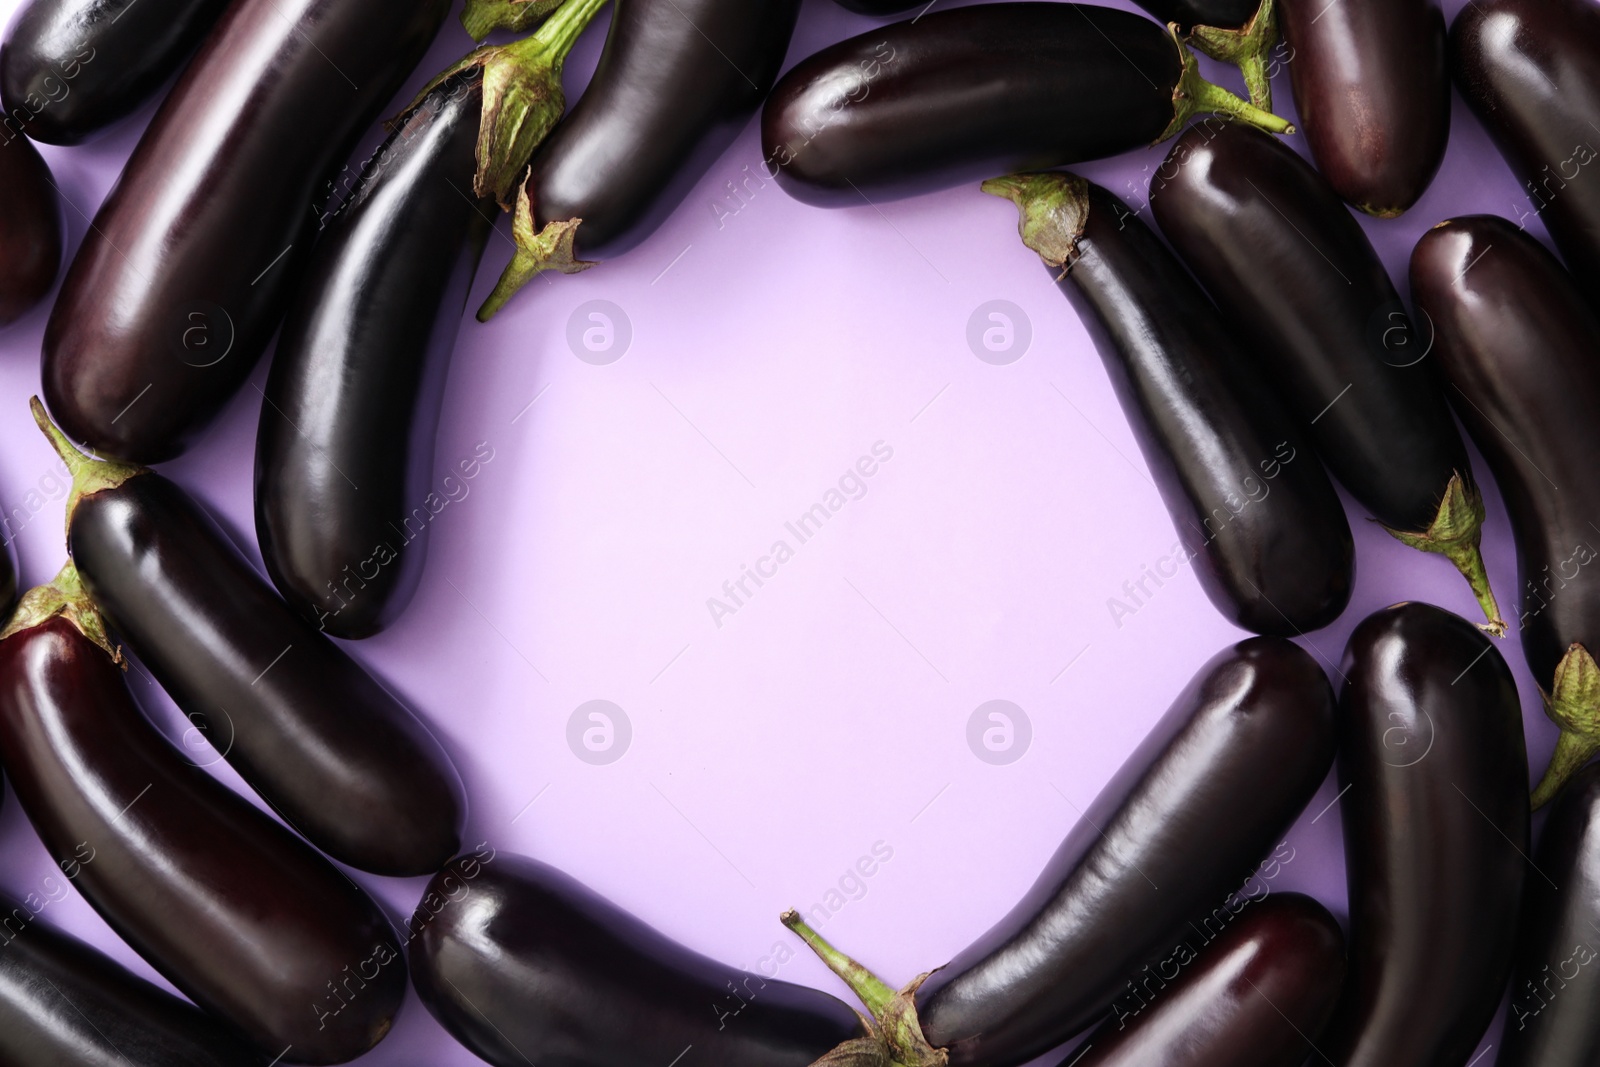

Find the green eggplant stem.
[
  {"left": 0, "top": 559, "right": 120, "bottom": 662},
  {"left": 1161, "top": 23, "right": 1293, "bottom": 142},
  {"left": 29, "top": 396, "right": 143, "bottom": 533},
  {"left": 1382, "top": 472, "right": 1506, "bottom": 637},
  {"left": 1187, "top": 0, "right": 1279, "bottom": 111},
  {"left": 1532, "top": 643, "right": 1600, "bottom": 809}
]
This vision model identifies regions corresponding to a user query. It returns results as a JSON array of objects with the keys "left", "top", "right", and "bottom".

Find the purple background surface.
[{"left": 0, "top": 0, "right": 1556, "bottom": 1062}]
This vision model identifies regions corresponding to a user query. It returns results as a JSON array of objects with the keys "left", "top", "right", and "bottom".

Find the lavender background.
[{"left": 0, "top": 0, "right": 1558, "bottom": 1062}]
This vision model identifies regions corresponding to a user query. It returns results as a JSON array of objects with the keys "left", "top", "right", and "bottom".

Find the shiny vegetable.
[
  {"left": 35, "top": 399, "right": 465, "bottom": 876},
  {"left": 0, "top": 130, "right": 59, "bottom": 327},
  {"left": 988, "top": 171, "right": 1353, "bottom": 635}
]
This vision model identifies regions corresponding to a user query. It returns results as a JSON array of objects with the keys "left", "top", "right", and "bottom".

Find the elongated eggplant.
[
  {"left": 0, "top": 563, "right": 406, "bottom": 1063},
  {"left": 33, "top": 400, "right": 464, "bottom": 876},
  {"left": 1150, "top": 122, "right": 1501, "bottom": 632},
  {"left": 761, "top": 4, "right": 1290, "bottom": 209},
  {"left": 784, "top": 637, "right": 1337, "bottom": 1067},
  {"left": 1325, "top": 602, "right": 1527, "bottom": 1067},
  {"left": 988, "top": 172, "right": 1352, "bottom": 635},
  {"left": 1278, "top": 0, "right": 1448, "bottom": 217},
  {"left": 1059, "top": 893, "right": 1345, "bottom": 1067},
  {"left": 1497, "top": 762, "right": 1600, "bottom": 1067},
  {"left": 0, "top": 0, "right": 229, "bottom": 145},
  {"left": 1452, "top": 0, "right": 1600, "bottom": 301},
  {"left": 39, "top": 0, "right": 450, "bottom": 464},
  {"left": 0, "top": 130, "right": 59, "bottom": 327},
  {"left": 1411, "top": 217, "right": 1600, "bottom": 808},
  {"left": 409, "top": 849, "right": 866, "bottom": 1067},
  {"left": 256, "top": 71, "right": 492, "bottom": 639},
  {"left": 0, "top": 897, "right": 262, "bottom": 1066},
  {"left": 475, "top": 0, "right": 801, "bottom": 317}
]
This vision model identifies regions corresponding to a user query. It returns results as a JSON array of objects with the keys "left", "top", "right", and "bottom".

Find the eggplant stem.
[
  {"left": 0, "top": 560, "right": 121, "bottom": 663},
  {"left": 29, "top": 397, "right": 144, "bottom": 535},
  {"left": 476, "top": 192, "right": 597, "bottom": 320},
  {"left": 781, "top": 910, "right": 898, "bottom": 1019},
  {"left": 981, "top": 172, "right": 1092, "bottom": 276},
  {"left": 1186, "top": 0, "right": 1278, "bottom": 111},
  {"left": 1532, "top": 643, "right": 1600, "bottom": 809},
  {"left": 461, "top": 0, "right": 566, "bottom": 42},
  {"left": 1161, "top": 23, "right": 1293, "bottom": 142},
  {"left": 1381, "top": 472, "right": 1506, "bottom": 637}
]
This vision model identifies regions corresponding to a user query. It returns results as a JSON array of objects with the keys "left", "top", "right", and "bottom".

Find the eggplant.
[
  {"left": 1452, "top": 0, "right": 1600, "bottom": 302},
  {"left": 988, "top": 172, "right": 1352, "bottom": 635},
  {"left": 255, "top": 71, "right": 492, "bottom": 639},
  {"left": 39, "top": 0, "right": 451, "bottom": 464},
  {"left": 760, "top": 4, "right": 1291, "bottom": 209},
  {"left": 0, "top": 0, "right": 229, "bottom": 145},
  {"left": 0, "top": 129, "right": 60, "bottom": 327},
  {"left": 1149, "top": 122, "right": 1502, "bottom": 632},
  {"left": 1498, "top": 762, "right": 1600, "bottom": 1067},
  {"left": 784, "top": 637, "right": 1337, "bottom": 1067},
  {"left": 1278, "top": 0, "right": 1449, "bottom": 217},
  {"left": 408, "top": 849, "right": 866, "bottom": 1067},
  {"left": 475, "top": 0, "right": 801, "bottom": 317},
  {"left": 1324, "top": 602, "right": 1528, "bottom": 1067},
  {"left": 33, "top": 400, "right": 465, "bottom": 876},
  {"left": 0, "top": 563, "right": 406, "bottom": 1063},
  {"left": 1411, "top": 216, "right": 1600, "bottom": 808},
  {"left": 0, "top": 897, "right": 262, "bottom": 1065},
  {"left": 1059, "top": 893, "right": 1345, "bottom": 1067}
]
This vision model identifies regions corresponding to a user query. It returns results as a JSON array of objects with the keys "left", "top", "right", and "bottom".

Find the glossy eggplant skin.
[
  {"left": 256, "top": 72, "right": 491, "bottom": 639},
  {"left": 0, "top": 130, "right": 60, "bottom": 327},
  {"left": 1452, "top": 0, "right": 1600, "bottom": 300},
  {"left": 0, "top": 0, "right": 229, "bottom": 145},
  {"left": 1324, "top": 602, "right": 1528, "bottom": 1067},
  {"left": 40, "top": 0, "right": 450, "bottom": 464},
  {"left": 0, "top": 614, "right": 406, "bottom": 1063},
  {"left": 1150, "top": 122, "right": 1470, "bottom": 533},
  {"left": 1037, "top": 179, "right": 1353, "bottom": 634},
  {"left": 915, "top": 637, "right": 1338, "bottom": 1067},
  {"left": 1410, "top": 217, "right": 1600, "bottom": 687},
  {"left": 410, "top": 850, "right": 866, "bottom": 1067},
  {"left": 1498, "top": 763, "right": 1600, "bottom": 1067},
  {"left": 1279, "top": 0, "right": 1449, "bottom": 217},
  {"left": 526, "top": 0, "right": 799, "bottom": 259},
  {"left": 764, "top": 5, "right": 1188, "bottom": 207},
  {"left": 1062, "top": 893, "right": 1346, "bottom": 1067},
  {"left": 0, "top": 898, "right": 262, "bottom": 1066},
  {"left": 70, "top": 471, "right": 465, "bottom": 876}
]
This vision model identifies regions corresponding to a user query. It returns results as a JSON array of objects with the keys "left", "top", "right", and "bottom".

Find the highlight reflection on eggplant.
[
  {"left": 0, "top": 563, "right": 405, "bottom": 1063},
  {"left": 1411, "top": 216, "right": 1600, "bottom": 807},
  {"left": 1150, "top": 121, "right": 1501, "bottom": 632},
  {"left": 0, "top": 131, "right": 60, "bottom": 328},
  {"left": 988, "top": 171, "right": 1353, "bottom": 635},
  {"left": 34, "top": 399, "right": 465, "bottom": 877}
]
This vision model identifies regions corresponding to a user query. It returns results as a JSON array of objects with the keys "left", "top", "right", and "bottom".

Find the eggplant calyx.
[
  {"left": 1532, "top": 643, "right": 1600, "bottom": 809},
  {"left": 1382, "top": 473, "right": 1506, "bottom": 637},
  {"left": 478, "top": 188, "right": 597, "bottom": 320},
  {"left": 0, "top": 561, "right": 121, "bottom": 663},
  {"left": 1186, "top": 0, "right": 1278, "bottom": 111},
  {"left": 407, "top": 0, "right": 611, "bottom": 207},
  {"left": 29, "top": 397, "right": 145, "bottom": 534},
  {"left": 1162, "top": 24, "right": 1293, "bottom": 142},
  {"left": 461, "top": 0, "right": 566, "bottom": 43},
  {"left": 981, "top": 172, "right": 1091, "bottom": 278},
  {"left": 781, "top": 910, "right": 948, "bottom": 1067}
]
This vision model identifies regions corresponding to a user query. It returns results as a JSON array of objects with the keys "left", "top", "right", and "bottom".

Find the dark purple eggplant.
[
  {"left": 1059, "top": 893, "right": 1345, "bottom": 1067},
  {"left": 409, "top": 849, "right": 866, "bottom": 1067},
  {"left": 1278, "top": 0, "right": 1448, "bottom": 217},
  {"left": 33, "top": 399, "right": 465, "bottom": 876},
  {"left": 1411, "top": 216, "right": 1600, "bottom": 808},
  {"left": 476, "top": 0, "right": 801, "bottom": 317},
  {"left": 0, "top": 897, "right": 262, "bottom": 1065},
  {"left": 0, "top": 129, "right": 60, "bottom": 327},
  {"left": 1324, "top": 602, "right": 1528, "bottom": 1067},
  {"left": 1498, "top": 762, "right": 1600, "bottom": 1067},
  {"left": 1452, "top": 0, "right": 1600, "bottom": 301},
  {"left": 1149, "top": 121, "right": 1502, "bottom": 632},
  {"left": 0, "top": 563, "right": 406, "bottom": 1063},
  {"left": 761, "top": 4, "right": 1291, "bottom": 209},
  {"left": 988, "top": 172, "right": 1352, "bottom": 635},
  {"left": 783, "top": 637, "right": 1337, "bottom": 1067},
  {"left": 255, "top": 71, "right": 492, "bottom": 640},
  {"left": 39, "top": 0, "right": 450, "bottom": 464},
  {"left": 0, "top": 0, "right": 229, "bottom": 145}
]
